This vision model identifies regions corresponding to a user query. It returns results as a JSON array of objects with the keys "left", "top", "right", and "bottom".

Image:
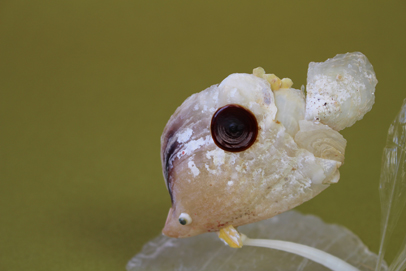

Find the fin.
[{"left": 217, "top": 225, "right": 243, "bottom": 248}]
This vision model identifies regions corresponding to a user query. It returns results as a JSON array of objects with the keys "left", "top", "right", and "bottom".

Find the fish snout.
[{"left": 162, "top": 207, "right": 198, "bottom": 238}]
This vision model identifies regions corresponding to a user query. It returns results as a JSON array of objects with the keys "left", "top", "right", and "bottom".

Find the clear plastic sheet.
[
  {"left": 377, "top": 99, "right": 406, "bottom": 271},
  {"left": 127, "top": 211, "right": 386, "bottom": 271}
]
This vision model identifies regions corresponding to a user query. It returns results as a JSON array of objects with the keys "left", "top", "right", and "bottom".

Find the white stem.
[{"left": 241, "top": 234, "right": 359, "bottom": 271}]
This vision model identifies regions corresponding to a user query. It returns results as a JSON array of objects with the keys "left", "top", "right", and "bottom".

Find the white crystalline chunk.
[
  {"left": 127, "top": 211, "right": 387, "bottom": 271},
  {"left": 305, "top": 52, "right": 378, "bottom": 131},
  {"left": 274, "top": 88, "right": 306, "bottom": 137},
  {"left": 219, "top": 73, "right": 278, "bottom": 124}
]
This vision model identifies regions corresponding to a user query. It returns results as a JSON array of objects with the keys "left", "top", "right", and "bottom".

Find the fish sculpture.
[{"left": 161, "top": 52, "right": 378, "bottom": 242}]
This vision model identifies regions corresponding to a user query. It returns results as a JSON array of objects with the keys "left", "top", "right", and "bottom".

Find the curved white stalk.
[{"left": 241, "top": 234, "right": 359, "bottom": 271}]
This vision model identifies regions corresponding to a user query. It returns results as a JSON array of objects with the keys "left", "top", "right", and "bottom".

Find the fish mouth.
[
  {"left": 162, "top": 207, "right": 177, "bottom": 237},
  {"left": 162, "top": 207, "right": 183, "bottom": 238}
]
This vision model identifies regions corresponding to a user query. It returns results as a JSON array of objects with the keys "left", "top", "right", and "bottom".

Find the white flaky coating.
[
  {"left": 305, "top": 52, "right": 377, "bottom": 131},
  {"left": 161, "top": 52, "right": 377, "bottom": 238}
]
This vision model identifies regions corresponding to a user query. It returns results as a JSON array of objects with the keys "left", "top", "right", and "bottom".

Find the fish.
[{"left": 161, "top": 52, "right": 377, "bottom": 239}]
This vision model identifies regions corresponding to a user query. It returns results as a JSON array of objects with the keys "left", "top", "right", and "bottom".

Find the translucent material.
[
  {"left": 305, "top": 52, "right": 378, "bottom": 131},
  {"left": 377, "top": 98, "right": 406, "bottom": 271},
  {"left": 127, "top": 211, "right": 387, "bottom": 271},
  {"left": 242, "top": 236, "right": 359, "bottom": 271}
]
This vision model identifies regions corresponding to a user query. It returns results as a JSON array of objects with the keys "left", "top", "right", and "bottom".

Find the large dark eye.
[{"left": 211, "top": 104, "right": 258, "bottom": 152}]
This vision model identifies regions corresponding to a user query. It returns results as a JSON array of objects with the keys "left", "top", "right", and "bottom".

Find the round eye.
[
  {"left": 178, "top": 213, "right": 192, "bottom": 225},
  {"left": 211, "top": 104, "right": 258, "bottom": 152}
]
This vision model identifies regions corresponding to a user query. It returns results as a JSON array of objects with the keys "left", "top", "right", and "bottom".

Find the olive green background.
[{"left": 1, "top": 1, "right": 405, "bottom": 270}]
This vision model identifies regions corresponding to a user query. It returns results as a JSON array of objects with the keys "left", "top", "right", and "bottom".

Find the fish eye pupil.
[
  {"left": 211, "top": 104, "right": 258, "bottom": 152},
  {"left": 226, "top": 119, "right": 244, "bottom": 136},
  {"left": 178, "top": 213, "right": 192, "bottom": 225},
  {"left": 179, "top": 218, "right": 187, "bottom": 225}
]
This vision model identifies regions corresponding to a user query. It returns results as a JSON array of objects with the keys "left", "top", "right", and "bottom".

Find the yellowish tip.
[
  {"left": 281, "top": 78, "right": 293, "bottom": 89},
  {"left": 253, "top": 67, "right": 265, "bottom": 78},
  {"left": 218, "top": 225, "right": 243, "bottom": 248},
  {"left": 264, "top": 74, "right": 281, "bottom": 91}
]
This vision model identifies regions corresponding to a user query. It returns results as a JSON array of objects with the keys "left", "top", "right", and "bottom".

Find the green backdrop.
[{"left": 1, "top": 1, "right": 405, "bottom": 270}]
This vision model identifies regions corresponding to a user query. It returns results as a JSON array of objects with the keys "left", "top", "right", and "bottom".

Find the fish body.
[{"left": 161, "top": 52, "right": 377, "bottom": 238}]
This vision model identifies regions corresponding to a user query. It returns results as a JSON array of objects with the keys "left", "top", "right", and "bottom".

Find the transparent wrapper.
[{"left": 127, "top": 210, "right": 386, "bottom": 271}]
